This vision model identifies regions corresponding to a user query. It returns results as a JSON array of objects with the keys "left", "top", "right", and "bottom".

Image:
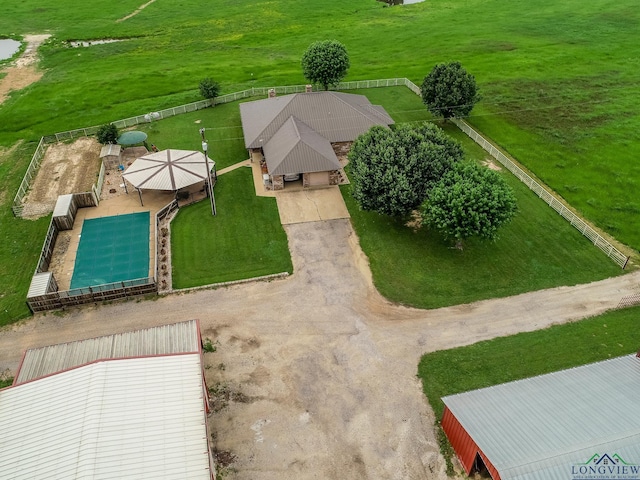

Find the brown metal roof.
[
  {"left": 15, "top": 320, "right": 201, "bottom": 384},
  {"left": 239, "top": 91, "right": 394, "bottom": 150},
  {"left": 263, "top": 116, "right": 341, "bottom": 175}
]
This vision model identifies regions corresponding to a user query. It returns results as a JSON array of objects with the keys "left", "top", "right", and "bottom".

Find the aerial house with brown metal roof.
[{"left": 239, "top": 90, "right": 394, "bottom": 190}]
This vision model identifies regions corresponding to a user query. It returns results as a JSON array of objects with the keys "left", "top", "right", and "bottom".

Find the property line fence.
[
  {"left": 12, "top": 137, "right": 47, "bottom": 217},
  {"left": 452, "top": 118, "right": 630, "bottom": 268},
  {"left": 14, "top": 78, "right": 414, "bottom": 217},
  {"left": 36, "top": 219, "right": 59, "bottom": 274},
  {"left": 14, "top": 76, "right": 631, "bottom": 270}
]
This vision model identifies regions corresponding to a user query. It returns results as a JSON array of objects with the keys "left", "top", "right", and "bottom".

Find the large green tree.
[
  {"left": 421, "top": 62, "right": 480, "bottom": 119},
  {"left": 348, "top": 123, "right": 463, "bottom": 217},
  {"left": 301, "top": 40, "right": 350, "bottom": 90},
  {"left": 422, "top": 162, "right": 517, "bottom": 247}
]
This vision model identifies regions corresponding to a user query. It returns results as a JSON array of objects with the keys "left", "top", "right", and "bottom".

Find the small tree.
[
  {"left": 96, "top": 123, "right": 118, "bottom": 144},
  {"left": 348, "top": 123, "right": 463, "bottom": 217},
  {"left": 199, "top": 77, "right": 220, "bottom": 101},
  {"left": 422, "top": 162, "right": 517, "bottom": 247},
  {"left": 301, "top": 40, "right": 350, "bottom": 91},
  {"left": 421, "top": 62, "right": 480, "bottom": 120}
]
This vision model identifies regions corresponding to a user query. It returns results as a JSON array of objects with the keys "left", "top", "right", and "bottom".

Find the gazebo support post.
[{"left": 136, "top": 187, "right": 144, "bottom": 206}]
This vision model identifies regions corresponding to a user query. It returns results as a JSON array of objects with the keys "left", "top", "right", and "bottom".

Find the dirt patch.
[
  {"left": 405, "top": 209, "right": 423, "bottom": 231},
  {"left": 22, "top": 137, "right": 101, "bottom": 219},
  {"left": 0, "top": 34, "right": 50, "bottom": 105},
  {"left": 482, "top": 158, "right": 502, "bottom": 171}
]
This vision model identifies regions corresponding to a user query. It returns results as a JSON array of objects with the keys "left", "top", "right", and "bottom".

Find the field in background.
[{"left": 1, "top": 0, "right": 639, "bottom": 321}]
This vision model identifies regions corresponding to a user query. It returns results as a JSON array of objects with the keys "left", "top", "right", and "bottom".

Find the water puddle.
[
  {"left": 378, "top": 0, "right": 425, "bottom": 5},
  {"left": 0, "top": 39, "right": 21, "bottom": 60},
  {"left": 69, "top": 39, "right": 126, "bottom": 48}
]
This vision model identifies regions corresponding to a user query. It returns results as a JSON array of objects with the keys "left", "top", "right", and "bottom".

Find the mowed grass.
[
  {"left": 418, "top": 305, "right": 640, "bottom": 420},
  {"left": 171, "top": 167, "right": 292, "bottom": 289},
  {"left": 0, "top": 142, "right": 51, "bottom": 326},
  {"left": 342, "top": 121, "right": 623, "bottom": 309}
]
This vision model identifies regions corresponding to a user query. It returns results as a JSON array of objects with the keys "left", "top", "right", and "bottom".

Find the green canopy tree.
[
  {"left": 199, "top": 77, "right": 220, "bottom": 101},
  {"left": 348, "top": 123, "right": 463, "bottom": 217},
  {"left": 422, "top": 162, "right": 517, "bottom": 247},
  {"left": 301, "top": 40, "right": 350, "bottom": 90},
  {"left": 421, "top": 61, "right": 480, "bottom": 119},
  {"left": 96, "top": 123, "right": 118, "bottom": 144}
]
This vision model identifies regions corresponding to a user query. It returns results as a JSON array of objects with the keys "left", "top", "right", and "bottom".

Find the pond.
[
  {"left": 378, "top": 0, "right": 425, "bottom": 4},
  {"left": 0, "top": 38, "right": 21, "bottom": 60}
]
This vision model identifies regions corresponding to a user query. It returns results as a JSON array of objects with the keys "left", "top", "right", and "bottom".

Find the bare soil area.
[
  {"left": 22, "top": 137, "right": 101, "bottom": 218},
  {"left": 0, "top": 34, "right": 50, "bottom": 105}
]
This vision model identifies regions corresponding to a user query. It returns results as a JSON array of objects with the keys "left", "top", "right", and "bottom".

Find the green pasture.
[
  {"left": 1, "top": 0, "right": 638, "bottom": 252},
  {"left": 171, "top": 167, "right": 292, "bottom": 289}
]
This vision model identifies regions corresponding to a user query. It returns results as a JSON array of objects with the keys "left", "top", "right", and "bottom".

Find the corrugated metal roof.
[
  {"left": 442, "top": 354, "right": 640, "bottom": 480},
  {"left": 99, "top": 143, "right": 121, "bottom": 158},
  {"left": 16, "top": 320, "right": 200, "bottom": 384},
  {"left": 239, "top": 91, "right": 394, "bottom": 150},
  {"left": 27, "top": 272, "right": 55, "bottom": 298},
  {"left": 0, "top": 354, "right": 211, "bottom": 479},
  {"left": 263, "top": 116, "right": 341, "bottom": 175}
]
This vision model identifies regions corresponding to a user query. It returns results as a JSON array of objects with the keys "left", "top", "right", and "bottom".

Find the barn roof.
[
  {"left": 442, "top": 354, "right": 640, "bottom": 480},
  {"left": 0, "top": 354, "right": 211, "bottom": 479},
  {"left": 15, "top": 319, "right": 201, "bottom": 384},
  {"left": 262, "top": 116, "right": 341, "bottom": 175},
  {"left": 239, "top": 91, "right": 394, "bottom": 150}
]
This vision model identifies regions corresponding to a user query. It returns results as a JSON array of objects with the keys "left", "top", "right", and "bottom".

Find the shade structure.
[
  {"left": 117, "top": 130, "right": 148, "bottom": 146},
  {"left": 123, "top": 149, "right": 212, "bottom": 191}
]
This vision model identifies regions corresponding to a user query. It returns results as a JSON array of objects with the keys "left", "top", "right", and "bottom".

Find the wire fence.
[{"left": 451, "top": 118, "right": 630, "bottom": 268}]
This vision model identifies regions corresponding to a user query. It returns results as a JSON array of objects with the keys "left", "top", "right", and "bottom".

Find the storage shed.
[
  {"left": 99, "top": 143, "right": 122, "bottom": 168},
  {"left": 52, "top": 193, "right": 77, "bottom": 230},
  {"left": 441, "top": 354, "right": 640, "bottom": 480},
  {"left": 2, "top": 320, "right": 216, "bottom": 479}
]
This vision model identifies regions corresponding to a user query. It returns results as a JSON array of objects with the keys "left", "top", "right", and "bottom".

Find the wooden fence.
[
  {"left": 27, "top": 277, "right": 157, "bottom": 313},
  {"left": 451, "top": 118, "right": 630, "bottom": 268},
  {"left": 155, "top": 200, "right": 179, "bottom": 281}
]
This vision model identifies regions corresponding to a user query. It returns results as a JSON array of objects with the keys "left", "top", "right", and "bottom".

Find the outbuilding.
[
  {"left": 1, "top": 320, "right": 216, "bottom": 479},
  {"left": 441, "top": 354, "right": 640, "bottom": 480}
]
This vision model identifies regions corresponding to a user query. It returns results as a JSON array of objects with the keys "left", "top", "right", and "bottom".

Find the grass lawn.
[
  {"left": 418, "top": 305, "right": 640, "bottom": 421},
  {"left": 342, "top": 120, "right": 624, "bottom": 309},
  {"left": 171, "top": 167, "right": 292, "bottom": 288}
]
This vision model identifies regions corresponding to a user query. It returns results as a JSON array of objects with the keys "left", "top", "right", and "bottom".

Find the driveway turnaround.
[{"left": 1, "top": 219, "right": 638, "bottom": 479}]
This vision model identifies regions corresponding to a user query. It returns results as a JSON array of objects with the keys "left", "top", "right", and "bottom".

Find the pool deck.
[{"left": 53, "top": 188, "right": 178, "bottom": 291}]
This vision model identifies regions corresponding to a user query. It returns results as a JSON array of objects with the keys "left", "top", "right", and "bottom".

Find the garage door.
[{"left": 308, "top": 171, "right": 330, "bottom": 187}]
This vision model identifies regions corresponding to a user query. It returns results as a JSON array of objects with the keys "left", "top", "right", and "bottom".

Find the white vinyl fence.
[
  {"left": 451, "top": 118, "right": 630, "bottom": 268},
  {"left": 12, "top": 77, "right": 632, "bottom": 268}
]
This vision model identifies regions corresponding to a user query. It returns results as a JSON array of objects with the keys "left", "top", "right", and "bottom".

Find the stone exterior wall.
[{"left": 272, "top": 175, "right": 284, "bottom": 190}]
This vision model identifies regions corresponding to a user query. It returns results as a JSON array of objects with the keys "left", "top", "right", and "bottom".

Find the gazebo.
[{"left": 122, "top": 149, "right": 214, "bottom": 205}]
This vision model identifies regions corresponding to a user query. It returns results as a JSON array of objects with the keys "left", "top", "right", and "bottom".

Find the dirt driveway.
[{"left": 1, "top": 220, "right": 639, "bottom": 479}]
